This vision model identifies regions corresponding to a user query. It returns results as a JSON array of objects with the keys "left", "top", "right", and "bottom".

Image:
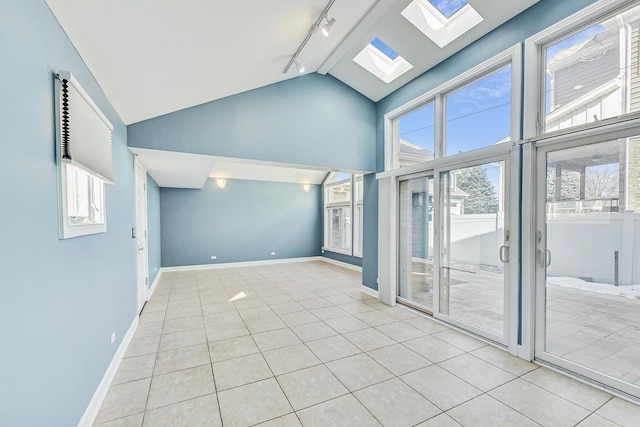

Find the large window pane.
[
  {"left": 440, "top": 161, "right": 506, "bottom": 336},
  {"left": 399, "top": 102, "right": 435, "bottom": 167},
  {"left": 328, "top": 207, "right": 352, "bottom": 250},
  {"left": 445, "top": 66, "right": 512, "bottom": 155},
  {"left": 398, "top": 176, "right": 435, "bottom": 310},
  {"left": 544, "top": 4, "right": 640, "bottom": 133},
  {"left": 66, "top": 163, "right": 104, "bottom": 226},
  {"left": 543, "top": 137, "right": 640, "bottom": 390}
]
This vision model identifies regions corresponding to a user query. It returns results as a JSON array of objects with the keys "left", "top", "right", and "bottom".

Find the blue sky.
[
  {"left": 428, "top": 0, "right": 468, "bottom": 18},
  {"left": 399, "top": 65, "right": 511, "bottom": 156}
]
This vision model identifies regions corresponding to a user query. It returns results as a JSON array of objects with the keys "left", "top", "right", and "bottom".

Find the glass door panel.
[
  {"left": 537, "top": 137, "right": 640, "bottom": 397},
  {"left": 398, "top": 176, "right": 435, "bottom": 311},
  {"left": 440, "top": 161, "right": 507, "bottom": 340}
]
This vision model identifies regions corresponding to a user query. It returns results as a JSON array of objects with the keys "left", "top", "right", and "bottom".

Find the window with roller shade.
[{"left": 56, "top": 71, "right": 113, "bottom": 238}]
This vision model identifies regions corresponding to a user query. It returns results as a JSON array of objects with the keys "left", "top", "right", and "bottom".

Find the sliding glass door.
[
  {"left": 397, "top": 151, "right": 514, "bottom": 345},
  {"left": 398, "top": 175, "right": 435, "bottom": 312},
  {"left": 439, "top": 160, "right": 509, "bottom": 342},
  {"left": 535, "top": 137, "right": 640, "bottom": 398}
]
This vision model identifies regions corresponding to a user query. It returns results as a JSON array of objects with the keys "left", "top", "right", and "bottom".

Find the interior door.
[
  {"left": 135, "top": 160, "right": 148, "bottom": 314},
  {"left": 535, "top": 137, "right": 640, "bottom": 399}
]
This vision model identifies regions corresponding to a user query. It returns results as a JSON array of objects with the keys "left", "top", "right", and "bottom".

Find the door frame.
[
  {"left": 134, "top": 157, "right": 149, "bottom": 314},
  {"left": 432, "top": 149, "right": 518, "bottom": 348},
  {"left": 387, "top": 142, "right": 520, "bottom": 352},
  {"left": 531, "top": 130, "right": 640, "bottom": 399}
]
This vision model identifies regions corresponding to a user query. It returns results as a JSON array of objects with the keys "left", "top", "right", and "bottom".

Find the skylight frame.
[
  {"left": 402, "top": 0, "right": 484, "bottom": 48},
  {"left": 353, "top": 38, "right": 414, "bottom": 84}
]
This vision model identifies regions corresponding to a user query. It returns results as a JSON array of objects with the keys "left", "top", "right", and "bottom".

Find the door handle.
[
  {"left": 499, "top": 245, "right": 509, "bottom": 263},
  {"left": 536, "top": 249, "right": 551, "bottom": 267}
]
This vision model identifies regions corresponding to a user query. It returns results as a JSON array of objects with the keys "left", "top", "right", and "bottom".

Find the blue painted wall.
[
  {"left": 0, "top": 1, "right": 138, "bottom": 425},
  {"left": 362, "top": 0, "right": 599, "bottom": 291},
  {"left": 323, "top": 251, "right": 363, "bottom": 267},
  {"left": 147, "top": 175, "right": 162, "bottom": 285},
  {"left": 128, "top": 73, "right": 377, "bottom": 173},
  {"left": 161, "top": 179, "right": 322, "bottom": 266}
]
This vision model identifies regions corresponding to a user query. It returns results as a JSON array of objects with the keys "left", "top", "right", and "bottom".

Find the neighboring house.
[{"left": 546, "top": 10, "right": 640, "bottom": 212}]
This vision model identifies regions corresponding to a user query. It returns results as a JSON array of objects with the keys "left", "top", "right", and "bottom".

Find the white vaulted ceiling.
[
  {"left": 45, "top": 0, "right": 540, "bottom": 187},
  {"left": 44, "top": 0, "right": 539, "bottom": 125},
  {"left": 44, "top": 0, "right": 378, "bottom": 124}
]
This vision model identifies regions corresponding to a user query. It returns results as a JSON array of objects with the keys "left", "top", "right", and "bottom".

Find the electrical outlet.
[
  {"left": 211, "top": 255, "right": 217, "bottom": 260},
  {"left": 110, "top": 332, "right": 116, "bottom": 344},
  {"left": 270, "top": 252, "right": 276, "bottom": 256}
]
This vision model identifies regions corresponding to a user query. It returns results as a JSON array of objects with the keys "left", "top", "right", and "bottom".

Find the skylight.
[
  {"left": 429, "top": 0, "right": 468, "bottom": 19},
  {"left": 402, "top": 0, "right": 483, "bottom": 48},
  {"left": 353, "top": 38, "right": 413, "bottom": 84},
  {"left": 370, "top": 37, "right": 399, "bottom": 60}
]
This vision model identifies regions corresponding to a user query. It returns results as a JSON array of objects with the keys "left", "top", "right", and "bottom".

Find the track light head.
[
  {"left": 321, "top": 17, "right": 336, "bottom": 37},
  {"left": 293, "top": 56, "right": 305, "bottom": 73}
]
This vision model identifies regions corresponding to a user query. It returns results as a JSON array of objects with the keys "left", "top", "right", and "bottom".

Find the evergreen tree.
[
  {"left": 546, "top": 167, "right": 580, "bottom": 201},
  {"left": 456, "top": 166, "right": 498, "bottom": 214}
]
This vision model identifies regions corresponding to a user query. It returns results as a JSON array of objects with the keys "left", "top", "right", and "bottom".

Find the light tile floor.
[
  {"left": 404, "top": 261, "right": 640, "bottom": 388},
  {"left": 94, "top": 261, "right": 640, "bottom": 426}
]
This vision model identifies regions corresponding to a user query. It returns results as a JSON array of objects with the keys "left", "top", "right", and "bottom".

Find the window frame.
[
  {"left": 58, "top": 163, "right": 107, "bottom": 239},
  {"left": 354, "top": 174, "right": 364, "bottom": 257},
  {"left": 523, "top": 0, "right": 640, "bottom": 140},
  {"left": 323, "top": 173, "right": 365, "bottom": 258},
  {"left": 384, "top": 44, "right": 522, "bottom": 172}
]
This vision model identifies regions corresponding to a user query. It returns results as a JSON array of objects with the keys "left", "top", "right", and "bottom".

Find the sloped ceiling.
[{"left": 45, "top": 0, "right": 539, "bottom": 187}]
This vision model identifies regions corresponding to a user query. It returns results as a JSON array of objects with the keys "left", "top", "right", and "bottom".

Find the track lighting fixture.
[
  {"left": 283, "top": 0, "right": 336, "bottom": 74},
  {"left": 321, "top": 17, "right": 336, "bottom": 37},
  {"left": 293, "top": 56, "right": 305, "bottom": 73}
]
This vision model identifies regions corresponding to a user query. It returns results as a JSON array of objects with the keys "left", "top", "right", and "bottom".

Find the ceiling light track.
[{"left": 283, "top": 0, "right": 336, "bottom": 74}]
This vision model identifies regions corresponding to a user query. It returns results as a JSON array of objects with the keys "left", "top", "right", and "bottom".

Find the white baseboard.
[
  {"left": 320, "top": 256, "right": 362, "bottom": 272},
  {"left": 161, "top": 256, "right": 323, "bottom": 272},
  {"left": 147, "top": 270, "right": 163, "bottom": 301},
  {"left": 361, "top": 285, "right": 379, "bottom": 298},
  {"left": 78, "top": 316, "right": 139, "bottom": 427}
]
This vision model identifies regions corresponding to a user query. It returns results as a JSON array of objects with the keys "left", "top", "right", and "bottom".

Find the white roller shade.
[{"left": 56, "top": 70, "right": 114, "bottom": 184}]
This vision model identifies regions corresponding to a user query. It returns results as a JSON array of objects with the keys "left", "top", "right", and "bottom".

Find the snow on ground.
[{"left": 547, "top": 276, "right": 640, "bottom": 299}]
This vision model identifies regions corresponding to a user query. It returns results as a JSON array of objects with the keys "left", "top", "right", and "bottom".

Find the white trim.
[
  {"left": 378, "top": 176, "right": 397, "bottom": 306},
  {"left": 352, "top": 42, "right": 413, "bottom": 84},
  {"left": 360, "top": 285, "right": 379, "bottom": 298},
  {"left": 320, "top": 256, "right": 362, "bottom": 272},
  {"left": 378, "top": 141, "right": 514, "bottom": 180},
  {"left": 160, "top": 256, "right": 324, "bottom": 272},
  {"left": 401, "top": 0, "right": 483, "bottom": 49},
  {"left": 147, "top": 270, "right": 163, "bottom": 301},
  {"left": 134, "top": 158, "right": 149, "bottom": 313},
  {"left": 77, "top": 316, "right": 139, "bottom": 427},
  {"left": 519, "top": 142, "right": 536, "bottom": 361}
]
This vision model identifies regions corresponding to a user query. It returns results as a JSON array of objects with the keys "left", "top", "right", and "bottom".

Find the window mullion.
[{"left": 435, "top": 94, "right": 446, "bottom": 159}]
